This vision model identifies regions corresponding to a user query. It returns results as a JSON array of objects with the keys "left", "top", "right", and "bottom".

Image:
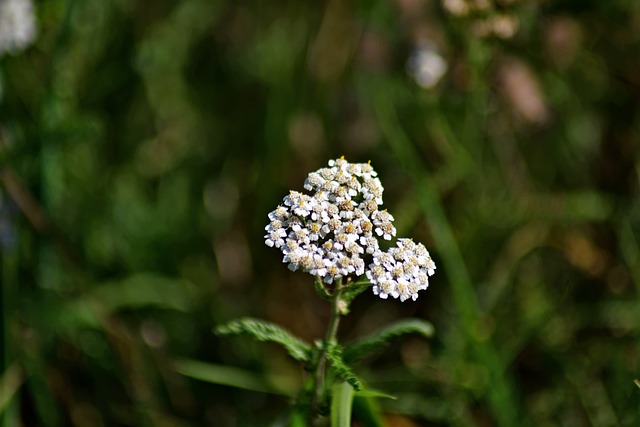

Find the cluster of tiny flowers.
[
  {"left": 265, "top": 157, "right": 396, "bottom": 284},
  {"left": 0, "top": 0, "right": 38, "bottom": 57},
  {"left": 266, "top": 157, "right": 436, "bottom": 301},
  {"left": 366, "top": 239, "right": 436, "bottom": 302}
]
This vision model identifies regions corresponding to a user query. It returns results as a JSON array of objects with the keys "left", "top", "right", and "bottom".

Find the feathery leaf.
[
  {"left": 344, "top": 319, "right": 434, "bottom": 363},
  {"left": 216, "top": 317, "right": 312, "bottom": 363},
  {"left": 326, "top": 344, "right": 362, "bottom": 391}
]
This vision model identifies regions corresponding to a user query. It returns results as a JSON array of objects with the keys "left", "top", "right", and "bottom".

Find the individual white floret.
[
  {"left": 351, "top": 256, "right": 365, "bottom": 276},
  {"left": 307, "top": 222, "right": 323, "bottom": 241},
  {"left": 283, "top": 248, "right": 304, "bottom": 271},
  {"left": 268, "top": 205, "right": 289, "bottom": 221},
  {"left": 373, "top": 279, "right": 397, "bottom": 299},
  {"left": 332, "top": 186, "right": 350, "bottom": 203},
  {"left": 366, "top": 264, "right": 386, "bottom": 283},
  {"left": 359, "top": 217, "right": 374, "bottom": 234},
  {"left": 395, "top": 279, "right": 412, "bottom": 302},
  {"left": 328, "top": 157, "right": 348, "bottom": 169},
  {"left": 324, "top": 265, "right": 342, "bottom": 283},
  {"left": 304, "top": 172, "right": 325, "bottom": 191},
  {"left": 425, "top": 258, "right": 436, "bottom": 276},
  {"left": 264, "top": 228, "right": 286, "bottom": 248},
  {"left": 372, "top": 210, "right": 396, "bottom": 240},
  {"left": 363, "top": 178, "right": 384, "bottom": 204},
  {"left": 345, "top": 241, "right": 364, "bottom": 255},
  {"left": 357, "top": 162, "right": 377, "bottom": 179},
  {"left": 345, "top": 175, "right": 360, "bottom": 196},
  {"left": 360, "top": 199, "right": 379, "bottom": 215},
  {"left": 333, "top": 232, "right": 350, "bottom": 251},
  {"left": 359, "top": 235, "right": 379, "bottom": 254}
]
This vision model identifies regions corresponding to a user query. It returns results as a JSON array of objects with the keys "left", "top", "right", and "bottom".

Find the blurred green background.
[{"left": 1, "top": 0, "right": 639, "bottom": 426}]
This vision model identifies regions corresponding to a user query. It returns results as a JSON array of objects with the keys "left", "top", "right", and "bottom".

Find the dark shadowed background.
[{"left": 1, "top": 0, "right": 639, "bottom": 426}]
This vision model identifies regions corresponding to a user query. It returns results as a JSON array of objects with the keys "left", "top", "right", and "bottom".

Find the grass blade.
[{"left": 175, "top": 358, "right": 297, "bottom": 396}]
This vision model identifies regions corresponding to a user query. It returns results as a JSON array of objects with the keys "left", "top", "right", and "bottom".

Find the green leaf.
[
  {"left": 326, "top": 344, "right": 362, "bottom": 391},
  {"left": 344, "top": 319, "right": 434, "bottom": 363},
  {"left": 354, "top": 389, "right": 396, "bottom": 400},
  {"left": 353, "top": 395, "right": 386, "bottom": 427},
  {"left": 635, "top": 379, "right": 640, "bottom": 389},
  {"left": 174, "top": 358, "right": 296, "bottom": 396},
  {"left": 286, "top": 407, "right": 308, "bottom": 427},
  {"left": 331, "top": 382, "right": 354, "bottom": 427},
  {"left": 215, "top": 317, "right": 312, "bottom": 363},
  {"left": 314, "top": 276, "right": 331, "bottom": 300},
  {"left": 55, "top": 274, "right": 199, "bottom": 333},
  {"left": 341, "top": 278, "right": 371, "bottom": 305}
]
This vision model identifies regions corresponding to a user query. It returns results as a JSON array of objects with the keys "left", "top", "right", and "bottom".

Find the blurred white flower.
[
  {"left": 442, "top": 0, "right": 469, "bottom": 16},
  {"left": 0, "top": 0, "right": 37, "bottom": 57},
  {"left": 407, "top": 44, "right": 448, "bottom": 89}
]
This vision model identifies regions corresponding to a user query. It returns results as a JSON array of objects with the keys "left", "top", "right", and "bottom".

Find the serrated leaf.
[
  {"left": 215, "top": 318, "right": 312, "bottom": 363},
  {"left": 326, "top": 344, "right": 362, "bottom": 391},
  {"left": 344, "top": 319, "right": 434, "bottom": 363}
]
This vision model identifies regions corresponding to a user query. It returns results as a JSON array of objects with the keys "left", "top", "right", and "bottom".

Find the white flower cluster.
[
  {"left": 0, "top": 0, "right": 38, "bottom": 57},
  {"left": 366, "top": 239, "right": 436, "bottom": 302},
  {"left": 265, "top": 157, "right": 436, "bottom": 302}
]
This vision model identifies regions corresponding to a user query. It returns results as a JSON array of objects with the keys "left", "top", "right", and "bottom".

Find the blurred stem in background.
[
  {"left": 0, "top": 128, "right": 21, "bottom": 426},
  {"left": 0, "top": 229, "right": 21, "bottom": 427}
]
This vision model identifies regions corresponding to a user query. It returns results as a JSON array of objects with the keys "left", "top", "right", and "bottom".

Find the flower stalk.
[{"left": 310, "top": 278, "right": 344, "bottom": 419}]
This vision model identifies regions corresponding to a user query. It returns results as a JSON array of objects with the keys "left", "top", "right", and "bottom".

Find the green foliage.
[
  {"left": 340, "top": 279, "right": 371, "bottom": 306},
  {"left": 286, "top": 407, "right": 307, "bottom": 427},
  {"left": 314, "top": 276, "right": 331, "bottom": 300},
  {"left": 325, "top": 343, "right": 362, "bottom": 391},
  {"left": 175, "top": 358, "right": 296, "bottom": 396},
  {"left": 344, "top": 319, "right": 434, "bottom": 363},
  {"left": 330, "top": 382, "right": 354, "bottom": 427},
  {"left": 216, "top": 318, "right": 312, "bottom": 364},
  {"left": 352, "top": 395, "right": 386, "bottom": 427}
]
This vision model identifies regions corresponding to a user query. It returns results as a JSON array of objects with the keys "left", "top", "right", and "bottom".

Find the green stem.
[{"left": 309, "top": 278, "right": 344, "bottom": 421}]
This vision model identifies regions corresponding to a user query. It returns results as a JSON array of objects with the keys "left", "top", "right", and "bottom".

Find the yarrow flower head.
[{"left": 265, "top": 157, "right": 436, "bottom": 301}]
